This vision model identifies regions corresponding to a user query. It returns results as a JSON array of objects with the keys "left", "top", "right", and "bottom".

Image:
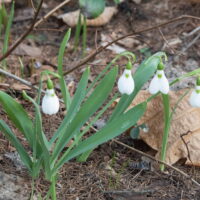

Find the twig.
[
  {"left": 180, "top": 131, "right": 193, "bottom": 165},
  {"left": 33, "top": 0, "right": 71, "bottom": 28},
  {"left": 0, "top": 0, "right": 71, "bottom": 62},
  {"left": 0, "top": 68, "right": 37, "bottom": 90},
  {"left": 112, "top": 139, "right": 200, "bottom": 187},
  {"left": 30, "top": 0, "right": 37, "bottom": 13},
  {"left": 182, "top": 33, "right": 200, "bottom": 52},
  {"left": 0, "top": 0, "right": 44, "bottom": 62},
  {"left": 61, "top": 15, "right": 200, "bottom": 78},
  {"left": 158, "top": 28, "right": 176, "bottom": 54},
  {"left": 183, "top": 26, "right": 200, "bottom": 37}
]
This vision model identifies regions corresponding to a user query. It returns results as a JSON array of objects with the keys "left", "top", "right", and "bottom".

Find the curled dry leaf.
[
  {"left": 128, "top": 90, "right": 200, "bottom": 166},
  {"left": 14, "top": 44, "right": 42, "bottom": 58},
  {"left": 58, "top": 7, "right": 118, "bottom": 27},
  {"left": 0, "top": 0, "right": 11, "bottom": 4}
]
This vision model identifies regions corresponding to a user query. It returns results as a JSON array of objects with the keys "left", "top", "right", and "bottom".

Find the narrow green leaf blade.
[
  {"left": 58, "top": 29, "right": 71, "bottom": 109},
  {"left": 55, "top": 102, "right": 146, "bottom": 171},
  {"left": 50, "top": 67, "right": 90, "bottom": 144},
  {"left": 52, "top": 66, "right": 118, "bottom": 162},
  {"left": 0, "top": 91, "right": 34, "bottom": 145},
  {"left": 2, "top": 1, "right": 14, "bottom": 65},
  {"left": 0, "top": 120, "right": 32, "bottom": 171}
]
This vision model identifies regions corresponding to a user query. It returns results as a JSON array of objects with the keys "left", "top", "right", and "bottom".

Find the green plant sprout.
[
  {"left": 0, "top": 28, "right": 199, "bottom": 199},
  {"left": 2, "top": 1, "right": 14, "bottom": 68},
  {"left": 74, "top": 0, "right": 105, "bottom": 54}
]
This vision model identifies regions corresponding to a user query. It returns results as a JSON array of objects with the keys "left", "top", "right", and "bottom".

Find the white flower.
[
  {"left": 149, "top": 70, "right": 169, "bottom": 94},
  {"left": 42, "top": 89, "right": 59, "bottom": 115},
  {"left": 189, "top": 85, "right": 200, "bottom": 108},
  {"left": 117, "top": 69, "right": 134, "bottom": 95}
]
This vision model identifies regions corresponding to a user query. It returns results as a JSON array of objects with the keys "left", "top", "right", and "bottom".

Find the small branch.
[
  {"left": 0, "top": 0, "right": 44, "bottom": 62},
  {"left": 33, "top": 0, "right": 71, "bottom": 28},
  {"left": 30, "top": 15, "right": 200, "bottom": 86},
  {"left": 62, "top": 15, "right": 200, "bottom": 77},
  {"left": 113, "top": 139, "right": 200, "bottom": 187},
  {"left": 183, "top": 26, "right": 200, "bottom": 37},
  {"left": 180, "top": 131, "right": 193, "bottom": 165},
  {"left": 182, "top": 33, "right": 200, "bottom": 52},
  {"left": 158, "top": 28, "right": 176, "bottom": 54},
  {"left": 0, "top": 0, "right": 71, "bottom": 62},
  {"left": 30, "top": 0, "right": 37, "bottom": 13},
  {"left": 0, "top": 68, "right": 37, "bottom": 90}
]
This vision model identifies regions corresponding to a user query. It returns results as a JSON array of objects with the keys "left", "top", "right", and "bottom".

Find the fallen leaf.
[
  {"left": 13, "top": 44, "right": 42, "bottom": 57},
  {"left": 11, "top": 83, "right": 31, "bottom": 91},
  {"left": 58, "top": 7, "right": 118, "bottom": 27},
  {"left": 0, "top": 0, "right": 11, "bottom": 3},
  {"left": 128, "top": 90, "right": 200, "bottom": 166}
]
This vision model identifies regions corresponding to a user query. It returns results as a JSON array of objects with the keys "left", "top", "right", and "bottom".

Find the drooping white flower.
[
  {"left": 42, "top": 78, "right": 59, "bottom": 115},
  {"left": 189, "top": 85, "right": 200, "bottom": 108},
  {"left": 149, "top": 70, "right": 169, "bottom": 94},
  {"left": 117, "top": 69, "right": 134, "bottom": 95}
]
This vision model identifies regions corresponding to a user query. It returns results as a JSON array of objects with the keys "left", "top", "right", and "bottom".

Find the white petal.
[
  {"left": 117, "top": 70, "right": 134, "bottom": 95},
  {"left": 189, "top": 90, "right": 200, "bottom": 107},
  {"left": 42, "top": 90, "right": 60, "bottom": 115},
  {"left": 159, "top": 75, "right": 169, "bottom": 94},
  {"left": 149, "top": 75, "right": 159, "bottom": 94}
]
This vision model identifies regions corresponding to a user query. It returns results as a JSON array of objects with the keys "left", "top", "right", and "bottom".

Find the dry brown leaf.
[
  {"left": 0, "top": 0, "right": 11, "bottom": 4},
  {"left": 58, "top": 7, "right": 118, "bottom": 27},
  {"left": 128, "top": 90, "right": 200, "bottom": 166},
  {"left": 11, "top": 83, "right": 31, "bottom": 91},
  {"left": 13, "top": 44, "right": 42, "bottom": 58}
]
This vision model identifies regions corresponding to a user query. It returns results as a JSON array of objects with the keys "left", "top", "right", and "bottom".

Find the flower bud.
[{"left": 117, "top": 69, "right": 134, "bottom": 95}]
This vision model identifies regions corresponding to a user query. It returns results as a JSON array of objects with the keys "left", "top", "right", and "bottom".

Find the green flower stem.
[
  {"left": 50, "top": 175, "right": 57, "bottom": 200},
  {"left": 160, "top": 94, "right": 170, "bottom": 171},
  {"left": 30, "top": 179, "right": 35, "bottom": 200}
]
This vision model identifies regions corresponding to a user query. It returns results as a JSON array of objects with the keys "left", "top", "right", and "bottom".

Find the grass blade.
[
  {"left": 0, "top": 91, "right": 34, "bottom": 146},
  {"left": 0, "top": 120, "right": 32, "bottom": 172},
  {"left": 54, "top": 102, "right": 146, "bottom": 171},
  {"left": 50, "top": 67, "right": 90, "bottom": 145},
  {"left": 2, "top": 1, "right": 14, "bottom": 67},
  {"left": 58, "top": 29, "right": 71, "bottom": 109},
  {"left": 51, "top": 66, "right": 118, "bottom": 163}
]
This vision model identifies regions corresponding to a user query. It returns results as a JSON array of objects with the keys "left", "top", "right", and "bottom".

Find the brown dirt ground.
[{"left": 0, "top": 0, "right": 200, "bottom": 199}]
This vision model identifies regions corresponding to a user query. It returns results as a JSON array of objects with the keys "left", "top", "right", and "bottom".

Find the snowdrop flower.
[
  {"left": 42, "top": 79, "right": 59, "bottom": 115},
  {"left": 189, "top": 78, "right": 200, "bottom": 108},
  {"left": 149, "top": 62, "right": 169, "bottom": 94},
  {"left": 117, "top": 62, "right": 135, "bottom": 95}
]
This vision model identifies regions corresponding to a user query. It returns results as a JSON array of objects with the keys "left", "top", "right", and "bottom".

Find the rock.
[{"left": 0, "top": 171, "right": 29, "bottom": 200}]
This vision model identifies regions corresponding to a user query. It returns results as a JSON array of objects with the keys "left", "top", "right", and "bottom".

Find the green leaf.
[
  {"left": 110, "top": 52, "right": 167, "bottom": 121},
  {"left": 0, "top": 91, "right": 34, "bottom": 146},
  {"left": 0, "top": 120, "right": 32, "bottom": 172},
  {"left": 2, "top": 1, "right": 14, "bottom": 66},
  {"left": 50, "top": 67, "right": 90, "bottom": 145},
  {"left": 74, "top": 13, "right": 82, "bottom": 50},
  {"left": 79, "top": 0, "right": 105, "bottom": 19},
  {"left": 58, "top": 29, "right": 71, "bottom": 109},
  {"left": 23, "top": 93, "right": 51, "bottom": 176},
  {"left": 51, "top": 66, "right": 118, "bottom": 163},
  {"left": 54, "top": 102, "right": 146, "bottom": 171}
]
